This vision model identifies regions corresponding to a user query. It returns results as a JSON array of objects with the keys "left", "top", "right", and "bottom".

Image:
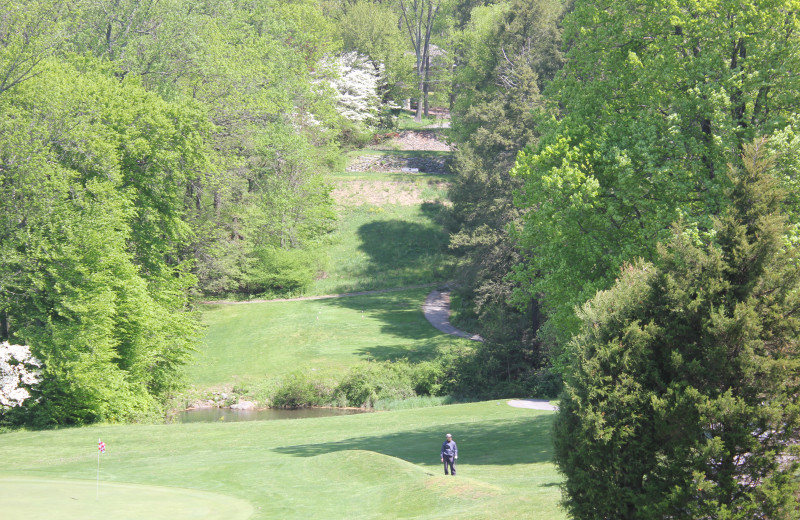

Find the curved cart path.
[
  {"left": 507, "top": 399, "right": 559, "bottom": 411},
  {"left": 422, "top": 290, "right": 484, "bottom": 342}
]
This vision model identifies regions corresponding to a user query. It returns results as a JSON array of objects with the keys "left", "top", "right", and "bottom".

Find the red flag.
[{"left": 98, "top": 440, "right": 105, "bottom": 453}]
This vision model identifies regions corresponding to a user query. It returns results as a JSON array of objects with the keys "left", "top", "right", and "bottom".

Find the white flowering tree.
[
  {"left": 327, "top": 52, "right": 382, "bottom": 127},
  {"left": 0, "top": 342, "right": 42, "bottom": 410}
]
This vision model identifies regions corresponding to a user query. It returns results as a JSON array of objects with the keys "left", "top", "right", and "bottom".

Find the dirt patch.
[
  {"left": 332, "top": 180, "right": 449, "bottom": 206},
  {"left": 373, "top": 130, "right": 451, "bottom": 152},
  {"left": 346, "top": 154, "right": 449, "bottom": 174}
]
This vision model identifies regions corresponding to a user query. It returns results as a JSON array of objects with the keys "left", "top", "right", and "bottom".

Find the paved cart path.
[
  {"left": 507, "top": 399, "right": 559, "bottom": 411},
  {"left": 422, "top": 290, "right": 484, "bottom": 342}
]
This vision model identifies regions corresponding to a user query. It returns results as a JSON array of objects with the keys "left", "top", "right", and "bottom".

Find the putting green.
[{"left": 0, "top": 477, "right": 254, "bottom": 520}]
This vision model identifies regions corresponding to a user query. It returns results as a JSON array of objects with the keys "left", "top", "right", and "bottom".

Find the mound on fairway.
[
  {"left": 0, "top": 477, "right": 253, "bottom": 520},
  {"left": 278, "top": 450, "right": 501, "bottom": 518}
]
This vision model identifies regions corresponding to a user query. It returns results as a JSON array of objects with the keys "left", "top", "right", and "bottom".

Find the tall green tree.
[
  {"left": 0, "top": 58, "right": 207, "bottom": 425},
  {"left": 444, "top": 0, "right": 564, "bottom": 393},
  {"left": 553, "top": 142, "right": 800, "bottom": 519},
  {"left": 0, "top": 0, "right": 78, "bottom": 95},
  {"left": 68, "top": 0, "right": 343, "bottom": 297},
  {"left": 398, "top": 0, "right": 446, "bottom": 120},
  {"left": 512, "top": 0, "right": 800, "bottom": 343}
]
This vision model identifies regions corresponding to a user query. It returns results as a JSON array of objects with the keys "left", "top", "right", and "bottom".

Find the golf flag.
[{"left": 96, "top": 439, "right": 105, "bottom": 499}]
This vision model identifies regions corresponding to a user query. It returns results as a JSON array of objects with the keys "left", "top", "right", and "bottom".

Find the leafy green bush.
[
  {"left": 270, "top": 372, "right": 334, "bottom": 408},
  {"left": 441, "top": 341, "right": 562, "bottom": 400},
  {"left": 335, "top": 362, "right": 416, "bottom": 408},
  {"left": 243, "top": 246, "right": 321, "bottom": 295},
  {"left": 264, "top": 360, "right": 456, "bottom": 409},
  {"left": 408, "top": 361, "right": 448, "bottom": 396}
]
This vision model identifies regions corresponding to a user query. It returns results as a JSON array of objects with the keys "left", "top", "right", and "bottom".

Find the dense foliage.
[
  {"left": 1, "top": 58, "right": 208, "bottom": 424},
  {"left": 511, "top": 0, "right": 800, "bottom": 345},
  {"left": 0, "top": 0, "right": 361, "bottom": 425},
  {"left": 553, "top": 143, "right": 800, "bottom": 518},
  {"left": 443, "top": 0, "right": 800, "bottom": 514}
]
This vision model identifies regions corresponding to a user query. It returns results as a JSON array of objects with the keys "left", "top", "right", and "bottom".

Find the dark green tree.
[
  {"left": 553, "top": 141, "right": 800, "bottom": 519},
  {"left": 444, "top": 0, "right": 564, "bottom": 394}
]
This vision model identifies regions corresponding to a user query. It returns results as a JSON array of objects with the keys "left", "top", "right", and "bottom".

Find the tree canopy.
[
  {"left": 511, "top": 0, "right": 800, "bottom": 343},
  {"left": 0, "top": 0, "right": 351, "bottom": 425}
]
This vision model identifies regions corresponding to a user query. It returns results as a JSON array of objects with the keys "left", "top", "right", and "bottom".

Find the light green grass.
[
  {"left": 0, "top": 401, "right": 565, "bottom": 519},
  {"left": 311, "top": 204, "right": 456, "bottom": 295},
  {"left": 0, "top": 477, "right": 253, "bottom": 520},
  {"left": 191, "top": 288, "right": 471, "bottom": 388}
]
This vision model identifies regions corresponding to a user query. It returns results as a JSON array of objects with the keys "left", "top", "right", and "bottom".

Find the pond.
[{"left": 172, "top": 407, "right": 370, "bottom": 423}]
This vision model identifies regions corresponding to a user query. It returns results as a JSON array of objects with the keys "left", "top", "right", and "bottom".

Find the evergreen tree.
[
  {"left": 553, "top": 141, "right": 800, "bottom": 519},
  {"left": 444, "top": 0, "right": 564, "bottom": 394}
]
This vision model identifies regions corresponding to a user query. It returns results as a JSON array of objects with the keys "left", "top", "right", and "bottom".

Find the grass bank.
[
  {"left": 311, "top": 203, "right": 455, "bottom": 295},
  {"left": 190, "top": 287, "right": 473, "bottom": 390}
]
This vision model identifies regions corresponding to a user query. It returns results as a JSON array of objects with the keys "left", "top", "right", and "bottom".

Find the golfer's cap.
[{"left": 446, "top": 433, "right": 452, "bottom": 438}]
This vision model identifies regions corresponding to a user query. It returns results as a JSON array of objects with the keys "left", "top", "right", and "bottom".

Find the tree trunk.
[
  {"left": 416, "top": 78, "right": 424, "bottom": 122},
  {"left": 0, "top": 310, "right": 8, "bottom": 341},
  {"left": 423, "top": 54, "right": 430, "bottom": 118}
]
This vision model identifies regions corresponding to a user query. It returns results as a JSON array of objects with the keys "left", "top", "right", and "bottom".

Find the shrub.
[
  {"left": 335, "top": 362, "right": 416, "bottom": 408},
  {"left": 243, "top": 246, "right": 320, "bottom": 295},
  {"left": 270, "top": 372, "right": 334, "bottom": 408}
]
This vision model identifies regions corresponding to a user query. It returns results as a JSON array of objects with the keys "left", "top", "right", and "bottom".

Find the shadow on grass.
[
  {"left": 356, "top": 218, "right": 449, "bottom": 275},
  {"left": 319, "top": 288, "right": 467, "bottom": 357},
  {"left": 317, "top": 211, "right": 457, "bottom": 345},
  {"left": 355, "top": 342, "right": 443, "bottom": 363},
  {"left": 274, "top": 413, "right": 555, "bottom": 467}
]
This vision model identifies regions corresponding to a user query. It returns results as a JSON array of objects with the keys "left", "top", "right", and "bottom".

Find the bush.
[
  {"left": 242, "top": 247, "right": 321, "bottom": 295},
  {"left": 335, "top": 362, "right": 416, "bottom": 408},
  {"left": 443, "top": 341, "right": 562, "bottom": 400},
  {"left": 270, "top": 372, "right": 334, "bottom": 408},
  {"left": 265, "top": 360, "right": 455, "bottom": 409}
]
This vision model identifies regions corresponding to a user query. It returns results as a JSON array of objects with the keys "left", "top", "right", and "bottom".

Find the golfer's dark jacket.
[{"left": 441, "top": 440, "right": 457, "bottom": 458}]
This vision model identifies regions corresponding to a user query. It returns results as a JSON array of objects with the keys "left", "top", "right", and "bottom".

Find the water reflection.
[{"left": 173, "top": 407, "right": 370, "bottom": 423}]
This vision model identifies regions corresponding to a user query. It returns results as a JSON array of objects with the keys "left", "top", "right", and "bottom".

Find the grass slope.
[
  {"left": 191, "top": 287, "right": 472, "bottom": 387},
  {"left": 312, "top": 203, "right": 455, "bottom": 295},
  {"left": 0, "top": 401, "right": 565, "bottom": 519}
]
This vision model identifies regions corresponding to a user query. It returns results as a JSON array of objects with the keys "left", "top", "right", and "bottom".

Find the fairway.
[
  {"left": 192, "top": 287, "right": 473, "bottom": 386},
  {"left": 316, "top": 172, "right": 454, "bottom": 296},
  {"left": 0, "top": 477, "right": 253, "bottom": 520},
  {"left": 0, "top": 401, "right": 566, "bottom": 519}
]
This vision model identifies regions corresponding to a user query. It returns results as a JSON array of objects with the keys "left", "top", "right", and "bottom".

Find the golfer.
[{"left": 440, "top": 433, "right": 458, "bottom": 476}]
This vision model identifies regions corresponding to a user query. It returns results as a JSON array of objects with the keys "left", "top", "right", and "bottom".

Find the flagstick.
[{"left": 96, "top": 438, "right": 101, "bottom": 500}]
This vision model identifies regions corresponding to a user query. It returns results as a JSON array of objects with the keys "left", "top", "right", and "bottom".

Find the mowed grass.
[
  {"left": 190, "top": 287, "right": 472, "bottom": 387},
  {"left": 314, "top": 175, "right": 455, "bottom": 295},
  {"left": 0, "top": 401, "right": 566, "bottom": 520},
  {"left": 0, "top": 125, "right": 570, "bottom": 520}
]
